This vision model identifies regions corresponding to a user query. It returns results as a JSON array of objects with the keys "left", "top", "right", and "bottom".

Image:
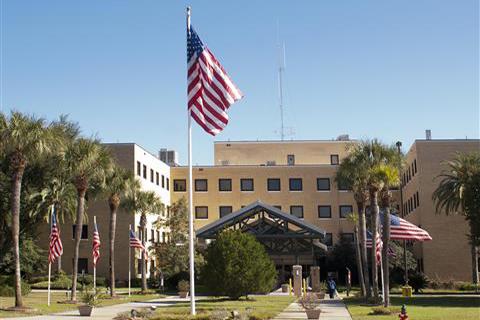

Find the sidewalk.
[{"left": 273, "top": 296, "right": 352, "bottom": 320}]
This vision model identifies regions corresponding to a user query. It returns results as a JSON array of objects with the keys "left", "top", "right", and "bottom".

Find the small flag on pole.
[
  {"left": 187, "top": 26, "right": 243, "bottom": 135},
  {"left": 366, "top": 231, "right": 396, "bottom": 258},
  {"left": 366, "top": 231, "right": 383, "bottom": 263},
  {"left": 48, "top": 211, "right": 63, "bottom": 264},
  {"left": 129, "top": 229, "right": 148, "bottom": 259},
  {"left": 92, "top": 221, "right": 101, "bottom": 266}
]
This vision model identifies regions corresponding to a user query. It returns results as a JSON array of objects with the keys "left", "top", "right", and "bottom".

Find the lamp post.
[{"left": 396, "top": 141, "right": 408, "bottom": 285}]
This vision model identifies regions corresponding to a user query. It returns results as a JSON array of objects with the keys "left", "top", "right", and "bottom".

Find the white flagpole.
[
  {"left": 128, "top": 224, "right": 131, "bottom": 297},
  {"left": 93, "top": 216, "right": 97, "bottom": 293},
  {"left": 47, "top": 205, "right": 53, "bottom": 306},
  {"left": 186, "top": 6, "right": 196, "bottom": 315}
]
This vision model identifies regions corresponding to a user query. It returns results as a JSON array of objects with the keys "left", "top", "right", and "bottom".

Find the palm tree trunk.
[
  {"left": 358, "top": 205, "right": 371, "bottom": 299},
  {"left": 71, "top": 189, "right": 86, "bottom": 302},
  {"left": 381, "top": 206, "right": 391, "bottom": 307},
  {"left": 472, "top": 242, "right": 479, "bottom": 285},
  {"left": 11, "top": 168, "right": 24, "bottom": 308},
  {"left": 140, "top": 214, "right": 147, "bottom": 292},
  {"left": 369, "top": 189, "right": 380, "bottom": 300},
  {"left": 109, "top": 203, "right": 118, "bottom": 297},
  {"left": 354, "top": 225, "right": 366, "bottom": 296}
]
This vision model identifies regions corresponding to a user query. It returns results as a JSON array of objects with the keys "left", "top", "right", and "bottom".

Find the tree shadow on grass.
[{"left": 391, "top": 296, "right": 480, "bottom": 308}]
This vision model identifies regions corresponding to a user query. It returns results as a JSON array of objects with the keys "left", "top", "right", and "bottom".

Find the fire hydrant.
[{"left": 399, "top": 304, "right": 409, "bottom": 320}]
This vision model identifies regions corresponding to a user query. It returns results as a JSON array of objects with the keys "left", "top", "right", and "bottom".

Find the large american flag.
[
  {"left": 129, "top": 229, "right": 148, "bottom": 259},
  {"left": 384, "top": 214, "right": 432, "bottom": 241},
  {"left": 48, "top": 211, "right": 63, "bottom": 264},
  {"left": 187, "top": 26, "right": 242, "bottom": 135},
  {"left": 92, "top": 221, "right": 101, "bottom": 267}
]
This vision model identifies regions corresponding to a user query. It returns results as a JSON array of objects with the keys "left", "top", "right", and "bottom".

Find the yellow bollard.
[
  {"left": 289, "top": 278, "right": 292, "bottom": 296},
  {"left": 303, "top": 278, "right": 307, "bottom": 296}
]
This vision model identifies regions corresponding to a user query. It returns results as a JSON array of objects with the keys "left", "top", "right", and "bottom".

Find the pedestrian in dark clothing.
[{"left": 327, "top": 278, "right": 337, "bottom": 299}]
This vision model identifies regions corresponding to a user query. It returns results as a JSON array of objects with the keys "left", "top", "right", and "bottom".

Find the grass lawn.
[
  {"left": 151, "top": 295, "right": 296, "bottom": 320},
  {"left": 345, "top": 295, "right": 480, "bottom": 320},
  {"left": 0, "top": 291, "right": 160, "bottom": 318}
]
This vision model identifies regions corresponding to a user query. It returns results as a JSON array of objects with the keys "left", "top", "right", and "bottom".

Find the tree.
[
  {"left": 336, "top": 147, "right": 371, "bottom": 298},
  {"left": 326, "top": 234, "right": 357, "bottom": 284},
  {"left": 123, "top": 188, "right": 163, "bottom": 292},
  {"left": 433, "top": 152, "right": 480, "bottom": 284},
  {"left": 0, "top": 112, "right": 58, "bottom": 308},
  {"left": 202, "top": 230, "right": 276, "bottom": 299},
  {"left": 103, "top": 165, "right": 135, "bottom": 297},
  {"left": 65, "top": 138, "right": 112, "bottom": 301}
]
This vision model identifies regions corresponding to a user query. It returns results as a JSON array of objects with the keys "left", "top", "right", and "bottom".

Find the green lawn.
[
  {"left": 345, "top": 296, "right": 480, "bottom": 320},
  {"left": 151, "top": 295, "right": 296, "bottom": 320},
  {"left": 0, "top": 291, "right": 160, "bottom": 318}
]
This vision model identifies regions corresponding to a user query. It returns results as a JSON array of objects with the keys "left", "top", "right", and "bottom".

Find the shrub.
[
  {"left": 0, "top": 275, "right": 31, "bottom": 297},
  {"left": 456, "top": 282, "right": 478, "bottom": 291},
  {"left": 177, "top": 280, "right": 190, "bottom": 292},
  {"left": 370, "top": 306, "right": 393, "bottom": 315},
  {"left": 202, "top": 230, "right": 277, "bottom": 299},
  {"left": 409, "top": 272, "right": 428, "bottom": 293}
]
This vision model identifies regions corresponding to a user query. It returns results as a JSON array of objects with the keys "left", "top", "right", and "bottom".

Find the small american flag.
[
  {"left": 48, "top": 211, "right": 63, "bottom": 264},
  {"left": 129, "top": 229, "right": 148, "bottom": 259},
  {"left": 92, "top": 221, "right": 101, "bottom": 267},
  {"left": 187, "top": 26, "right": 243, "bottom": 135},
  {"left": 366, "top": 231, "right": 396, "bottom": 258},
  {"left": 366, "top": 230, "right": 383, "bottom": 263},
  {"left": 384, "top": 214, "right": 432, "bottom": 241}
]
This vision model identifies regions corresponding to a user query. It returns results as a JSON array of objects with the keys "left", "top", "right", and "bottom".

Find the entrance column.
[
  {"left": 310, "top": 266, "right": 321, "bottom": 292},
  {"left": 292, "top": 265, "right": 302, "bottom": 297}
]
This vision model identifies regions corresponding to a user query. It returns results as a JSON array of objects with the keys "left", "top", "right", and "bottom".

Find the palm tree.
[
  {"left": 123, "top": 188, "right": 163, "bottom": 292},
  {"left": 336, "top": 148, "right": 370, "bottom": 298},
  {"left": 65, "top": 138, "right": 112, "bottom": 302},
  {"left": 433, "top": 152, "right": 480, "bottom": 284},
  {"left": 0, "top": 112, "right": 57, "bottom": 308},
  {"left": 103, "top": 165, "right": 136, "bottom": 297}
]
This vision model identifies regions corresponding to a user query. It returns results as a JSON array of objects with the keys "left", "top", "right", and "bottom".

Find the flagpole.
[
  {"left": 93, "top": 216, "right": 97, "bottom": 293},
  {"left": 186, "top": 6, "right": 196, "bottom": 316},
  {"left": 47, "top": 205, "right": 53, "bottom": 306},
  {"left": 128, "top": 224, "right": 131, "bottom": 297}
]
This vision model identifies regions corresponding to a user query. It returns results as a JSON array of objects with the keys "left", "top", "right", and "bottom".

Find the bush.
[
  {"left": 201, "top": 231, "right": 277, "bottom": 299},
  {"left": 409, "top": 272, "right": 428, "bottom": 293},
  {"left": 455, "top": 282, "right": 478, "bottom": 291},
  {"left": 177, "top": 280, "right": 189, "bottom": 292},
  {"left": 0, "top": 275, "right": 31, "bottom": 297},
  {"left": 370, "top": 306, "right": 394, "bottom": 315}
]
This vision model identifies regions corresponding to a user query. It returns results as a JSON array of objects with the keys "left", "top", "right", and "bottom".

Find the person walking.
[{"left": 328, "top": 277, "right": 337, "bottom": 299}]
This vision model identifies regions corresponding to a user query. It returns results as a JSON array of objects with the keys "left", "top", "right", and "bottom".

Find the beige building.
[{"left": 39, "top": 137, "right": 479, "bottom": 283}]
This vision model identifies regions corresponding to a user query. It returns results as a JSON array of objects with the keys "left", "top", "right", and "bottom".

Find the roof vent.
[
  {"left": 336, "top": 134, "right": 350, "bottom": 141},
  {"left": 425, "top": 130, "right": 432, "bottom": 140}
]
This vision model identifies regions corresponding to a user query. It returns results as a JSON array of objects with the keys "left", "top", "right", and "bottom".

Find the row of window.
[
  {"left": 72, "top": 225, "right": 170, "bottom": 243},
  {"left": 404, "top": 191, "right": 420, "bottom": 215},
  {"left": 136, "top": 161, "right": 170, "bottom": 190},
  {"left": 174, "top": 177, "right": 349, "bottom": 192},
  {"left": 402, "top": 159, "right": 417, "bottom": 186},
  {"left": 194, "top": 205, "right": 354, "bottom": 220}
]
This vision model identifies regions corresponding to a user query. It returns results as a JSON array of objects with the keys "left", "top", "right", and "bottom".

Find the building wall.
[
  {"left": 214, "top": 140, "right": 353, "bottom": 166},
  {"left": 402, "top": 139, "right": 480, "bottom": 281}
]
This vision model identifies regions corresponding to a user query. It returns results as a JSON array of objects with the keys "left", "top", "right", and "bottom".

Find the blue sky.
[{"left": 2, "top": 1, "right": 478, "bottom": 164}]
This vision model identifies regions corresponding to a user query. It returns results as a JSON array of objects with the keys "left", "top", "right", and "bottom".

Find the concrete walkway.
[
  {"left": 274, "top": 296, "right": 352, "bottom": 320},
  {"left": 11, "top": 296, "right": 188, "bottom": 320}
]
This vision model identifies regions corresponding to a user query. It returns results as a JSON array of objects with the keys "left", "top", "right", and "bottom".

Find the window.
[
  {"left": 161, "top": 175, "right": 165, "bottom": 188},
  {"left": 219, "top": 206, "right": 233, "bottom": 218},
  {"left": 413, "top": 193, "right": 417, "bottom": 209},
  {"left": 137, "top": 260, "right": 143, "bottom": 274},
  {"left": 337, "top": 180, "right": 351, "bottom": 191},
  {"left": 330, "top": 154, "right": 339, "bottom": 165},
  {"left": 273, "top": 205, "right": 282, "bottom": 210},
  {"left": 150, "top": 229, "right": 155, "bottom": 241},
  {"left": 156, "top": 230, "right": 160, "bottom": 243},
  {"left": 77, "top": 258, "right": 89, "bottom": 274},
  {"left": 162, "top": 233, "right": 166, "bottom": 243},
  {"left": 72, "top": 224, "right": 88, "bottom": 239},
  {"left": 136, "top": 161, "right": 141, "bottom": 176},
  {"left": 173, "top": 179, "right": 186, "bottom": 192},
  {"left": 316, "top": 178, "right": 330, "bottom": 191},
  {"left": 290, "top": 205, "right": 304, "bottom": 218},
  {"left": 195, "top": 206, "right": 208, "bottom": 219},
  {"left": 219, "top": 178, "right": 232, "bottom": 192},
  {"left": 150, "top": 169, "right": 154, "bottom": 183},
  {"left": 166, "top": 178, "right": 170, "bottom": 190},
  {"left": 287, "top": 154, "right": 295, "bottom": 166},
  {"left": 195, "top": 179, "right": 208, "bottom": 192},
  {"left": 143, "top": 165, "right": 147, "bottom": 179},
  {"left": 416, "top": 191, "right": 420, "bottom": 206},
  {"left": 155, "top": 172, "right": 159, "bottom": 185},
  {"left": 240, "top": 178, "right": 254, "bottom": 191},
  {"left": 414, "top": 159, "right": 417, "bottom": 173},
  {"left": 324, "top": 233, "right": 333, "bottom": 246},
  {"left": 289, "top": 178, "right": 303, "bottom": 191},
  {"left": 339, "top": 205, "right": 353, "bottom": 218},
  {"left": 267, "top": 178, "right": 281, "bottom": 191},
  {"left": 341, "top": 233, "right": 354, "bottom": 243},
  {"left": 411, "top": 163, "right": 415, "bottom": 177},
  {"left": 318, "top": 205, "right": 332, "bottom": 218}
]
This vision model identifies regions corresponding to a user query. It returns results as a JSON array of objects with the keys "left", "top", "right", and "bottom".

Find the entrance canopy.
[{"left": 196, "top": 201, "right": 328, "bottom": 255}]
